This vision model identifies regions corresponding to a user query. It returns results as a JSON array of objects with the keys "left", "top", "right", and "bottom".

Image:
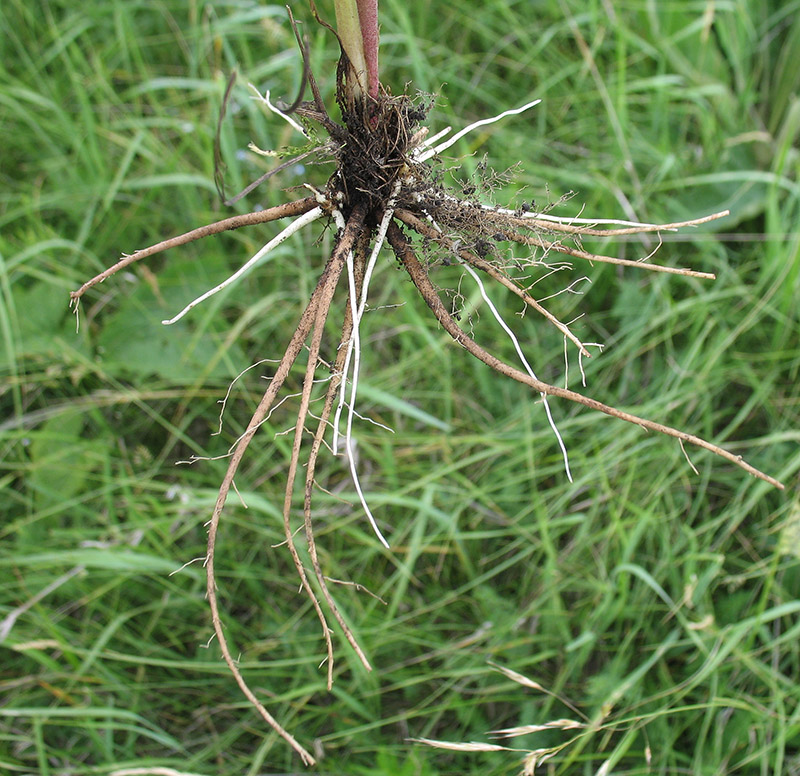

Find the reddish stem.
[{"left": 356, "top": 0, "right": 379, "bottom": 98}]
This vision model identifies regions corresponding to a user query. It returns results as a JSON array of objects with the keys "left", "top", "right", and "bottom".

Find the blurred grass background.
[{"left": 2, "top": 0, "right": 799, "bottom": 773}]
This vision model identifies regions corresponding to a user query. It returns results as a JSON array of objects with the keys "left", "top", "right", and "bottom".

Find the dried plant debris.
[{"left": 70, "top": 14, "right": 783, "bottom": 765}]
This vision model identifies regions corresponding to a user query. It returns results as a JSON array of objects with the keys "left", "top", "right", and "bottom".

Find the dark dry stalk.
[
  {"left": 287, "top": 5, "right": 342, "bottom": 136},
  {"left": 70, "top": 197, "right": 318, "bottom": 302},
  {"left": 387, "top": 221, "right": 784, "bottom": 490},
  {"left": 225, "top": 148, "right": 327, "bottom": 207}
]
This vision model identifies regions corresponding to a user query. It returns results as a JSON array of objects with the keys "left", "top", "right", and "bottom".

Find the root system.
[{"left": 70, "top": 20, "right": 784, "bottom": 766}]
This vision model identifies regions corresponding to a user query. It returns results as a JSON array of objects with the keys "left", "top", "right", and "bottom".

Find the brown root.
[
  {"left": 386, "top": 221, "right": 783, "bottom": 491},
  {"left": 204, "top": 204, "right": 365, "bottom": 763},
  {"left": 70, "top": 197, "right": 318, "bottom": 304}
]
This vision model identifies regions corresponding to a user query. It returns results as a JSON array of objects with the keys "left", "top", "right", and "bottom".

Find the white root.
[
  {"left": 213, "top": 358, "right": 278, "bottom": 436},
  {"left": 411, "top": 206, "right": 575, "bottom": 474},
  {"left": 329, "top": 185, "right": 401, "bottom": 548},
  {"left": 333, "top": 183, "right": 401, "bottom": 450},
  {"left": 410, "top": 125, "right": 452, "bottom": 157},
  {"left": 460, "top": 262, "right": 573, "bottom": 482},
  {"left": 162, "top": 207, "right": 323, "bottom": 325},
  {"left": 339, "top": 244, "right": 390, "bottom": 548},
  {"left": 415, "top": 99, "right": 542, "bottom": 162},
  {"left": 248, "top": 83, "right": 309, "bottom": 137}
]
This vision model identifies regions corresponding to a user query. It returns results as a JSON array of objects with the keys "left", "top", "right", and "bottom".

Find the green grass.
[{"left": 2, "top": 0, "right": 799, "bottom": 773}]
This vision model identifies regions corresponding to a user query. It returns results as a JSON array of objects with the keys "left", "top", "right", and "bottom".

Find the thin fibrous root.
[
  {"left": 333, "top": 183, "right": 401, "bottom": 450},
  {"left": 387, "top": 222, "right": 784, "bottom": 490},
  {"left": 334, "top": 189, "right": 400, "bottom": 548},
  {"left": 498, "top": 225, "right": 716, "bottom": 279},
  {"left": 451, "top": 194, "right": 731, "bottom": 236},
  {"left": 412, "top": 202, "right": 717, "bottom": 279},
  {"left": 395, "top": 209, "right": 591, "bottom": 357}
]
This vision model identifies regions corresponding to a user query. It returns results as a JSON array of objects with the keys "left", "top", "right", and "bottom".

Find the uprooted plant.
[{"left": 69, "top": 0, "right": 784, "bottom": 765}]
